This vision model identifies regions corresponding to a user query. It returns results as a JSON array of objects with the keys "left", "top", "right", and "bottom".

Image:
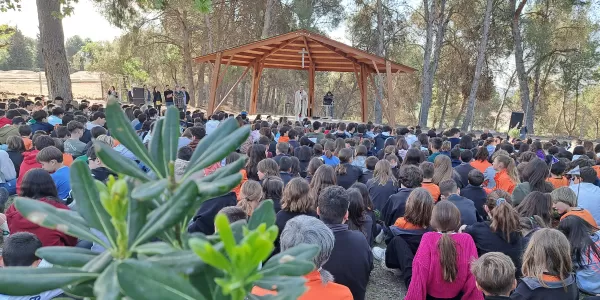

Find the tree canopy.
[{"left": 2, "top": 0, "right": 600, "bottom": 137}]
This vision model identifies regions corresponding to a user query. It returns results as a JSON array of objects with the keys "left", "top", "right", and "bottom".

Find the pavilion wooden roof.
[{"left": 193, "top": 29, "right": 416, "bottom": 74}]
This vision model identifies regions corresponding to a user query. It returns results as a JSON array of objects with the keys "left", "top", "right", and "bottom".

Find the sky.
[
  {"left": 2, "top": 0, "right": 123, "bottom": 41},
  {"left": 2, "top": 0, "right": 351, "bottom": 42}
]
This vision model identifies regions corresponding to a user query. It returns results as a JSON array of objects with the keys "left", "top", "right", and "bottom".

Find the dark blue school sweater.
[
  {"left": 188, "top": 192, "right": 237, "bottom": 235},
  {"left": 322, "top": 223, "right": 373, "bottom": 300}
]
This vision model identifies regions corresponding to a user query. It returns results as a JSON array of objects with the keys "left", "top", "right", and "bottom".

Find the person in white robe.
[{"left": 294, "top": 85, "right": 308, "bottom": 121}]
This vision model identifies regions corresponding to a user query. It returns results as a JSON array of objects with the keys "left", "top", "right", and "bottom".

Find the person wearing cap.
[{"left": 240, "top": 111, "right": 249, "bottom": 124}]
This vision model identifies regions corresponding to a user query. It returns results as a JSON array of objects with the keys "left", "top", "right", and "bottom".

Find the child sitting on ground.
[
  {"left": 237, "top": 180, "right": 263, "bottom": 216},
  {"left": 510, "top": 228, "right": 579, "bottom": 300},
  {"left": 37, "top": 146, "right": 70, "bottom": 200},
  {"left": 18, "top": 125, "right": 32, "bottom": 151},
  {"left": 217, "top": 206, "right": 248, "bottom": 224},
  {"left": 551, "top": 186, "right": 597, "bottom": 227},
  {"left": 175, "top": 146, "right": 193, "bottom": 181},
  {"left": 547, "top": 159, "right": 568, "bottom": 189},
  {"left": 420, "top": 162, "right": 440, "bottom": 201},
  {"left": 63, "top": 121, "right": 87, "bottom": 157},
  {"left": 405, "top": 201, "right": 482, "bottom": 300},
  {"left": 0, "top": 232, "right": 63, "bottom": 299},
  {"left": 470, "top": 252, "right": 516, "bottom": 300},
  {"left": 278, "top": 126, "right": 290, "bottom": 144}
]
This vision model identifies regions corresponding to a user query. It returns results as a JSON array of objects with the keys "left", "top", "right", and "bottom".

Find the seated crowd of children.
[{"left": 0, "top": 94, "right": 600, "bottom": 300}]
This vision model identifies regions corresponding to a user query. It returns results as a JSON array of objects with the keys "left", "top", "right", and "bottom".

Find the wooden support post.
[
  {"left": 213, "top": 66, "right": 251, "bottom": 112},
  {"left": 216, "top": 54, "right": 234, "bottom": 88},
  {"left": 386, "top": 61, "right": 395, "bottom": 126},
  {"left": 208, "top": 52, "right": 222, "bottom": 114},
  {"left": 360, "top": 63, "right": 368, "bottom": 123},
  {"left": 249, "top": 62, "right": 263, "bottom": 115},
  {"left": 308, "top": 63, "right": 315, "bottom": 117}
]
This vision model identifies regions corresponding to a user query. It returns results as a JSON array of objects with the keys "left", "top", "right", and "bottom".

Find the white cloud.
[{"left": 1, "top": 0, "right": 122, "bottom": 41}]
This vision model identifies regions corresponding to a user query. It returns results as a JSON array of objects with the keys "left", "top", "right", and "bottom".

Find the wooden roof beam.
[
  {"left": 310, "top": 39, "right": 376, "bottom": 73},
  {"left": 219, "top": 32, "right": 305, "bottom": 57},
  {"left": 255, "top": 37, "right": 303, "bottom": 65},
  {"left": 302, "top": 36, "right": 315, "bottom": 68}
]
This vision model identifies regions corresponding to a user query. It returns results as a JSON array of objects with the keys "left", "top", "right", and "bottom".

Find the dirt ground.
[
  {"left": 0, "top": 70, "right": 105, "bottom": 100},
  {"left": 366, "top": 258, "right": 407, "bottom": 299}
]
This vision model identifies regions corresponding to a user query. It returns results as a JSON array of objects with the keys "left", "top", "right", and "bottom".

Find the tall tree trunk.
[
  {"left": 510, "top": 0, "right": 532, "bottom": 132},
  {"left": 528, "top": 63, "right": 542, "bottom": 134},
  {"left": 270, "top": 86, "right": 277, "bottom": 113},
  {"left": 204, "top": 15, "right": 214, "bottom": 53},
  {"left": 494, "top": 70, "right": 516, "bottom": 130},
  {"left": 564, "top": 73, "right": 581, "bottom": 136},
  {"left": 439, "top": 86, "right": 449, "bottom": 129},
  {"left": 261, "top": 0, "right": 274, "bottom": 38},
  {"left": 419, "top": 0, "right": 435, "bottom": 127},
  {"left": 241, "top": 80, "right": 248, "bottom": 111},
  {"left": 462, "top": 0, "right": 493, "bottom": 131},
  {"left": 373, "top": 0, "right": 384, "bottom": 124},
  {"left": 453, "top": 92, "right": 468, "bottom": 128},
  {"left": 419, "top": 0, "right": 450, "bottom": 127},
  {"left": 197, "top": 64, "right": 205, "bottom": 107},
  {"left": 553, "top": 90, "right": 565, "bottom": 134},
  {"left": 36, "top": 0, "right": 72, "bottom": 104},
  {"left": 181, "top": 10, "right": 195, "bottom": 108},
  {"left": 232, "top": 77, "right": 239, "bottom": 109}
]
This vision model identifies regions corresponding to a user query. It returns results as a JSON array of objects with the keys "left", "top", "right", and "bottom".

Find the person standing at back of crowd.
[
  {"left": 173, "top": 85, "right": 185, "bottom": 111},
  {"left": 153, "top": 86, "right": 162, "bottom": 115},
  {"left": 164, "top": 85, "right": 173, "bottom": 107},
  {"left": 181, "top": 86, "right": 190, "bottom": 112}
]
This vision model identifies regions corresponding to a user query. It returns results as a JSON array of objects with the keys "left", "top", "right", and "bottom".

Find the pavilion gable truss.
[{"left": 195, "top": 30, "right": 415, "bottom": 124}]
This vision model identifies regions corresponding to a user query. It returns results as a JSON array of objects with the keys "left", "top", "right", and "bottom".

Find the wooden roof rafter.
[{"left": 194, "top": 29, "right": 416, "bottom": 74}]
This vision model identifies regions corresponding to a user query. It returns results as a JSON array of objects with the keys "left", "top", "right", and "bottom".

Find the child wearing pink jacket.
[{"left": 405, "top": 201, "right": 483, "bottom": 300}]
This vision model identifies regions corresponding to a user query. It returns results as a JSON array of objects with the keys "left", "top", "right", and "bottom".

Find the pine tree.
[{"left": 6, "top": 29, "right": 33, "bottom": 70}]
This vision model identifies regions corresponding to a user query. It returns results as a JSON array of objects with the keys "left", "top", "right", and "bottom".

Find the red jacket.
[
  {"left": 0, "top": 117, "right": 11, "bottom": 128},
  {"left": 17, "top": 150, "right": 41, "bottom": 194},
  {"left": 6, "top": 198, "right": 78, "bottom": 247}
]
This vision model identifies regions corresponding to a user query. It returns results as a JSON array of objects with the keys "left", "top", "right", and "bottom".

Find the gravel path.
[{"left": 366, "top": 248, "right": 407, "bottom": 299}]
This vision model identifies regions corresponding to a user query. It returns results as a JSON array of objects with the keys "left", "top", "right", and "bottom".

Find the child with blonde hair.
[
  {"left": 511, "top": 228, "right": 578, "bottom": 300},
  {"left": 237, "top": 180, "right": 263, "bottom": 216},
  {"left": 470, "top": 252, "right": 516, "bottom": 299}
]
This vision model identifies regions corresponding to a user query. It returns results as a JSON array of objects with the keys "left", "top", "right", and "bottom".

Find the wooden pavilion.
[{"left": 193, "top": 29, "right": 416, "bottom": 124}]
